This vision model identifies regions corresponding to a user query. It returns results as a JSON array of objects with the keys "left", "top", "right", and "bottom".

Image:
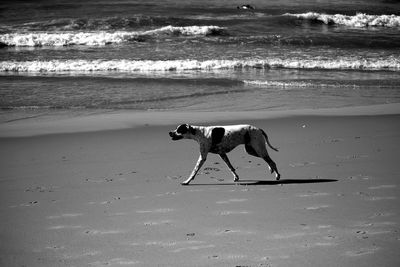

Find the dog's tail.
[{"left": 261, "top": 129, "right": 279, "bottom": 152}]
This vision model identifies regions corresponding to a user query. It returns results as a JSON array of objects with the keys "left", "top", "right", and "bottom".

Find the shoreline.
[{"left": 1, "top": 103, "right": 399, "bottom": 137}]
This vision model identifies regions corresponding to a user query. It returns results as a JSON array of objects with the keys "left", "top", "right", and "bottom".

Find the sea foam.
[
  {"left": 243, "top": 80, "right": 364, "bottom": 88},
  {"left": 0, "top": 25, "right": 225, "bottom": 47},
  {"left": 286, "top": 12, "right": 400, "bottom": 28},
  {"left": 1, "top": 57, "right": 399, "bottom": 73}
]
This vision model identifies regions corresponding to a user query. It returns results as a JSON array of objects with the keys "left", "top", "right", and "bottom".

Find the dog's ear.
[
  {"left": 188, "top": 125, "right": 196, "bottom": 135},
  {"left": 176, "top": 124, "right": 188, "bottom": 134}
]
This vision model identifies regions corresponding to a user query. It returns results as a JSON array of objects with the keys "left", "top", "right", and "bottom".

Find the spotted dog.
[{"left": 169, "top": 124, "right": 281, "bottom": 185}]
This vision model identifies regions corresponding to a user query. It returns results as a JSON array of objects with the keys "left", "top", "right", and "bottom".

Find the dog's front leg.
[{"left": 181, "top": 153, "right": 207, "bottom": 185}]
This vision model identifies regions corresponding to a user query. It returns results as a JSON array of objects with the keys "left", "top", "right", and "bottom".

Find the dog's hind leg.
[
  {"left": 263, "top": 155, "right": 281, "bottom": 180},
  {"left": 245, "top": 144, "right": 259, "bottom": 157},
  {"left": 220, "top": 153, "right": 240, "bottom": 182},
  {"left": 247, "top": 131, "right": 281, "bottom": 180}
]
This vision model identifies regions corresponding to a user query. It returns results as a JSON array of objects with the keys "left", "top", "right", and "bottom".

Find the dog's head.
[{"left": 169, "top": 124, "right": 196, "bottom": 141}]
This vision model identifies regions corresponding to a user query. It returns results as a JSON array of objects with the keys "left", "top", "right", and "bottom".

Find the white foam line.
[
  {"left": 1, "top": 56, "right": 399, "bottom": 73},
  {"left": 0, "top": 26, "right": 225, "bottom": 47},
  {"left": 286, "top": 12, "right": 400, "bottom": 28}
]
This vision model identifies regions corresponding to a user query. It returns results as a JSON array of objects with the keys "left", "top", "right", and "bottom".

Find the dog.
[{"left": 169, "top": 124, "right": 281, "bottom": 185}]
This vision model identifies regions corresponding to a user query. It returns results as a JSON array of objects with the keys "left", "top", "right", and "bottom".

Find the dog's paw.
[{"left": 268, "top": 166, "right": 274, "bottom": 174}]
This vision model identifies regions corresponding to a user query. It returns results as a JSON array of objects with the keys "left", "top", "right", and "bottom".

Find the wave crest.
[
  {"left": 1, "top": 57, "right": 399, "bottom": 72},
  {"left": 286, "top": 12, "right": 400, "bottom": 27},
  {"left": 0, "top": 25, "right": 226, "bottom": 47}
]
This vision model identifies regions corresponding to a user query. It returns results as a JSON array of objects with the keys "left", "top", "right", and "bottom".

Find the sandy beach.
[
  {"left": 1, "top": 0, "right": 400, "bottom": 265},
  {"left": 0, "top": 105, "right": 399, "bottom": 266}
]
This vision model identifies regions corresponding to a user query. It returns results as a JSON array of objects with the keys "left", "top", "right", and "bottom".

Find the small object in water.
[{"left": 237, "top": 4, "right": 255, "bottom": 10}]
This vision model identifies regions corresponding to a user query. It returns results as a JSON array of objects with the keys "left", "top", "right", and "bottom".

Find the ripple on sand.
[
  {"left": 212, "top": 229, "right": 255, "bottom": 236},
  {"left": 345, "top": 247, "right": 380, "bottom": 257},
  {"left": 84, "top": 229, "right": 125, "bottom": 235},
  {"left": 171, "top": 244, "right": 216, "bottom": 253},
  {"left": 271, "top": 232, "right": 307, "bottom": 239},
  {"left": 297, "top": 192, "right": 330, "bottom": 197},
  {"left": 217, "top": 210, "right": 251, "bottom": 215},
  {"left": 368, "top": 184, "right": 396, "bottom": 190},
  {"left": 367, "top": 196, "right": 396, "bottom": 201},
  {"left": 216, "top": 198, "right": 248, "bottom": 204},
  {"left": 47, "top": 213, "right": 83, "bottom": 219},
  {"left": 89, "top": 258, "right": 139, "bottom": 266},
  {"left": 143, "top": 220, "right": 173, "bottom": 226},
  {"left": 304, "top": 205, "right": 330, "bottom": 210},
  {"left": 48, "top": 225, "right": 83, "bottom": 230},
  {"left": 136, "top": 208, "right": 174, "bottom": 213}
]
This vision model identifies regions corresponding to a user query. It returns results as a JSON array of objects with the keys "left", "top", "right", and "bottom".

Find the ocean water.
[{"left": 0, "top": 0, "right": 400, "bottom": 119}]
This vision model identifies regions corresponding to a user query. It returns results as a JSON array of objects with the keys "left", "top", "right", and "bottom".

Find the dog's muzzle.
[{"left": 169, "top": 131, "right": 183, "bottom": 141}]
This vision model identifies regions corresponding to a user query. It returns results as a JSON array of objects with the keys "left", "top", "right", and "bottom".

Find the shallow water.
[{"left": 0, "top": 0, "right": 399, "bottom": 115}]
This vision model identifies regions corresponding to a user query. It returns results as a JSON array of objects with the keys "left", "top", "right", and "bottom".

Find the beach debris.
[{"left": 186, "top": 232, "right": 195, "bottom": 237}]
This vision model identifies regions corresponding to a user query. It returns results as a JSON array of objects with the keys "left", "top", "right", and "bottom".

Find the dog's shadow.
[{"left": 188, "top": 178, "right": 338, "bottom": 186}]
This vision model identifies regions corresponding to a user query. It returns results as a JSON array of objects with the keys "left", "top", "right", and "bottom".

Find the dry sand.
[{"left": 0, "top": 105, "right": 399, "bottom": 266}]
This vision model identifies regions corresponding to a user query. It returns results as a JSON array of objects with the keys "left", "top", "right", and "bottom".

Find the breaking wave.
[
  {"left": 1, "top": 57, "right": 400, "bottom": 73},
  {"left": 286, "top": 12, "right": 400, "bottom": 28},
  {"left": 0, "top": 25, "right": 226, "bottom": 47}
]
